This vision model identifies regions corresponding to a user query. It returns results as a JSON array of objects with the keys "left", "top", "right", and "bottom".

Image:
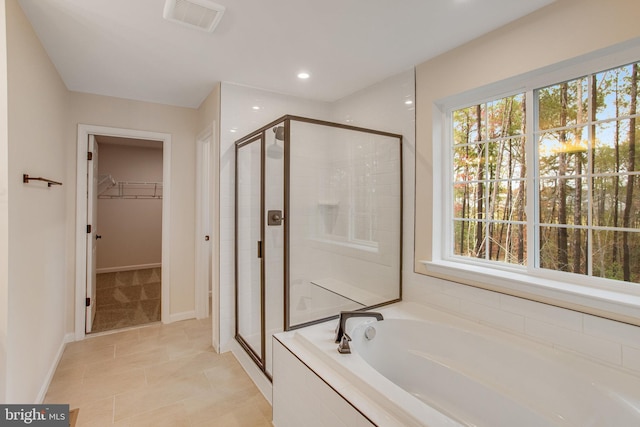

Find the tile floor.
[{"left": 44, "top": 318, "right": 272, "bottom": 426}]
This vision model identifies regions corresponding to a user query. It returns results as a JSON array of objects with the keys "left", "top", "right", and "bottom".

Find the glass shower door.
[{"left": 235, "top": 135, "right": 264, "bottom": 367}]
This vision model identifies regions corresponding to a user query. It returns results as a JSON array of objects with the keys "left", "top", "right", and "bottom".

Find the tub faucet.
[
  {"left": 334, "top": 311, "right": 384, "bottom": 344},
  {"left": 337, "top": 332, "right": 352, "bottom": 354}
]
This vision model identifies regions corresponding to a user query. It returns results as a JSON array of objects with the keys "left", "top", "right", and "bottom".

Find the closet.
[{"left": 91, "top": 136, "right": 163, "bottom": 333}]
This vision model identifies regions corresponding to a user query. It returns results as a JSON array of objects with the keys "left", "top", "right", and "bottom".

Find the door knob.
[
  {"left": 96, "top": 235, "right": 102, "bottom": 240},
  {"left": 205, "top": 235, "right": 210, "bottom": 241}
]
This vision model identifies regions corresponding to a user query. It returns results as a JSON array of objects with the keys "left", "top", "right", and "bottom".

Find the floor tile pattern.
[
  {"left": 45, "top": 318, "right": 272, "bottom": 426},
  {"left": 92, "top": 268, "right": 161, "bottom": 333}
]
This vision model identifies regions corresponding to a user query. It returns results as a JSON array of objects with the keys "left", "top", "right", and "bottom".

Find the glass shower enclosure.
[{"left": 235, "top": 115, "right": 402, "bottom": 378}]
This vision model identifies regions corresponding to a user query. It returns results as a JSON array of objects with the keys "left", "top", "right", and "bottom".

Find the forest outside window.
[
  {"left": 449, "top": 61, "right": 639, "bottom": 286},
  {"left": 452, "top": 93, "right": 527, "bottom": 265}
]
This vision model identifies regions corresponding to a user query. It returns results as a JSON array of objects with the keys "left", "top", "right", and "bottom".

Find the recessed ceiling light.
[
  {"left": 297, "top": 72, "right": 310, "bottom": 80},
  {"left": 230, "top": 129, "right": 237, "bottom": 133},
  {"left": 252, "top": 106, "right": 260, "bottom": 110},
  {"left": 405, "top": 100, "right": 413, "bottom": 105}
]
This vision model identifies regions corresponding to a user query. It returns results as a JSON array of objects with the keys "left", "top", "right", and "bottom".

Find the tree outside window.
[{"left": 450, "top": 61, "right": 639, "bottom": 284}]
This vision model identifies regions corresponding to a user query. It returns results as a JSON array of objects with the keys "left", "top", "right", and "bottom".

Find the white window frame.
[{"left": 424, "top": 41, "right": 640, "bottom": 321}]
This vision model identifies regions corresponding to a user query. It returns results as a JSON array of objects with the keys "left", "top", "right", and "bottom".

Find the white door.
[
  {"left": 86, "top": 135, "right": 99, "bottom": 333},
  {"left": 195, "top": 136, "right": 211, "bottom": 318}
]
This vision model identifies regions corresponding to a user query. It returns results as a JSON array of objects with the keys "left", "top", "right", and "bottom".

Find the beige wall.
[
  {"left": 68, "top": 92, "right": 199, "bottom": 320},
  {"left": 415, "top": 0, "right": 640, "bottom": 270},
  {"left": 196, "top": 83, "right": 220, "bottom": 134},
  {"left": 4, "top": 0, "right": 71, "bottom": 402},
  {"left": 97, "top": 143, "right": 163, "bottom": 270}
]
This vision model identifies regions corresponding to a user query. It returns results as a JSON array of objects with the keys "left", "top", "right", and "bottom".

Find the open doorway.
[
  {"left": 75, "top": 125, "right": 172, "bottom": 340},
  {"left": 90, "top": 136, "right": 163, "bottom": 333}
]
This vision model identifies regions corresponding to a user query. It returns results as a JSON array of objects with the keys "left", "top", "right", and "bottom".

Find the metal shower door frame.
[{"left": 234, "top": 132, "right": 266, "bottom": 372}]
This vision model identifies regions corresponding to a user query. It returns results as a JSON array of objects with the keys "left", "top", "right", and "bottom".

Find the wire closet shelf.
[{"left": 98, "top": 174, "right": 162, "bottom": 199}]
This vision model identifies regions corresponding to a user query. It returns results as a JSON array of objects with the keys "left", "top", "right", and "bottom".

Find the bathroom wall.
[
  {"left": 96, "top": 143, "right": 163, "bottom": 271},
  {"left": 411, "top": 0, "right": 640, "bottom": 375},
  {"left": 3, "top": 0, "right": 71, "bottom": 402}
]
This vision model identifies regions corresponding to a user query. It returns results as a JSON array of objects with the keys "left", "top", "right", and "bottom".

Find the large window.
[{"left": 450, "top": 61, "right": 639, "bottom": 285}]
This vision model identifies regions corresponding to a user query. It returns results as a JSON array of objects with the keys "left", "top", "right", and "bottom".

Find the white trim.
[
  {"left": 96, "top": 263, "right": 161, "bottom": 274},
  {"left": 432, "top": 104, "right": 446, "bottom": 260},
  {"left": 75, "top": 124, "right": 172, "bottom": 341},
  {"left": 169, "top": 310, "right": 197, "bottom": 323},
  {"left": 83, "top": 321, "right": 159, "bottom": 338},
  {"left": 211, "top": 120, "right": 221, "bottom": 352},
  {"left": 36, "top": 333, "right": 74, "bottom": 403}
]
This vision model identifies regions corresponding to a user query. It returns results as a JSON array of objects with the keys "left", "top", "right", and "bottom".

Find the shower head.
[
  {"left": 268, "top": 126, "right": 284, "bottom": 159},
  {"left": 273, "top": 126, "right": 285, "bottom": 141}
]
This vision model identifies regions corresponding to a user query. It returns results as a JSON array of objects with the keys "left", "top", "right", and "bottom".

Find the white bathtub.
[{"left": 275, "top": 302, "right": 640, "bottom": 427}]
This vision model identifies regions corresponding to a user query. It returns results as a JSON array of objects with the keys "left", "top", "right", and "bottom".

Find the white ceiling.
[{"left": 17, "top": 0, "right": 555, "bottom": 108}]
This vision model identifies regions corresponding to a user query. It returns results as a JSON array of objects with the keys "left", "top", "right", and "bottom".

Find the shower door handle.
[{"left": 257, "top": 241, "right": 263, "bottom": 258}]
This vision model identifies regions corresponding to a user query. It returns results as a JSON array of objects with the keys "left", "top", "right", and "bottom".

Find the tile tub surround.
[
  {"left": 44, "top": 318, "right": 272, "bottom": 427},
  {"left": 93, "top": 268, "right": 162, "bottom": 332},
  {"left": 405, "top": 275, "right": 640, "bottom": 376}
]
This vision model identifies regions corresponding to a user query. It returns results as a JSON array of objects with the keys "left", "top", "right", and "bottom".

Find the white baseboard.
[
  {"left": 96, "top": 263, "right": 161, "bottom": 274},
  {"left": 230, "top": 340, "right": 272, "bottom": 405},
  {"left": 168, "top": 310, "right": 196, "bottom": 323},
  {"left": 36, "top": 333, "right": 75, "bottom": 403}
]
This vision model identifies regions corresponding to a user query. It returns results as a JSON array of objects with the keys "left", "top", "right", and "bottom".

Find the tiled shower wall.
[{"left": 288, "top": 122, "right": 401, "bottom": 326}]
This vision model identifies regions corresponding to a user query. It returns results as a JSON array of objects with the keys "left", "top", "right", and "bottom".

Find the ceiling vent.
[{"left": 163, "top": 0, "right": 225, "bottom": 33}]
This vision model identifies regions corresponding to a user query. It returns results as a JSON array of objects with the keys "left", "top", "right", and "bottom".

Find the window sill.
[{"left": 420, "top": 259, "right": 640, "bottom": 325}]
